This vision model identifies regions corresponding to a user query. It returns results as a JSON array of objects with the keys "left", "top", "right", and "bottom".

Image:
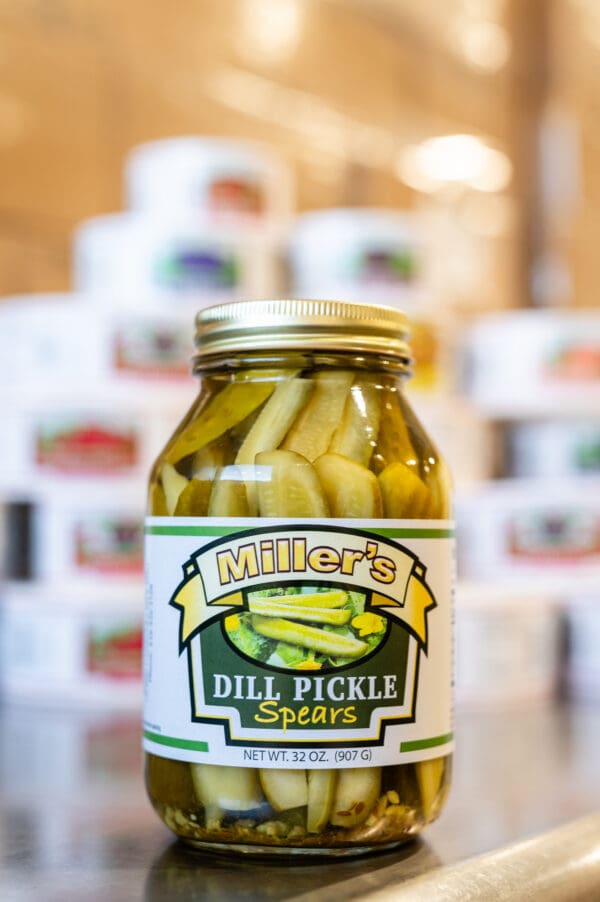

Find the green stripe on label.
[
  {"left": 370, "top": 528, "right": 454, "bottom": 539},
  {"left": 400, "top": 732, "right": 453, "bottom": 752},
  {"left": 145, "top": 525, "right": 454, "bottom": 539},
  {"left": 144, "top": 730, "right": 209, "bottom": 752}
]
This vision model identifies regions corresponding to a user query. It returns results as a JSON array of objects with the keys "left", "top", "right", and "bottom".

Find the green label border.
[{"left": 145, "top": 524, "right": 454, "bottom": 539}]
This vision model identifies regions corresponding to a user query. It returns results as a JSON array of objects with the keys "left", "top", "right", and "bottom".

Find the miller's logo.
[{"left": 169, "top": 526, "right": 437, "bottom": 744}]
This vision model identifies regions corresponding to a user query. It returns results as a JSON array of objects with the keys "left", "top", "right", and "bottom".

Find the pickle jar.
[{"left": 144, "top": 299, "right": 454, "bottom": 856}]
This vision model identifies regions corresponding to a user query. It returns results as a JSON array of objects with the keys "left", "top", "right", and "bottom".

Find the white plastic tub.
[
  {"left": 289, "top": 208, "right": 422, "bottom": 305},
  {"left": 508, "top": 420, "right": 600, "bottom": 478},
  {"left": 0, "top": 582, "right": 143, "bottom": 708},
  {"left": 455, "top": 583, "right": 560, "bottom": 707},
  {"left": 464, "top": 310, "right": 600, "bottom": 417},
  {"left": 456, "top": 479, "right": 600, "bottom": 584},
  {"left": 0, "top": 294, "right": 198, "bottom": 387},
  {"left": 30, "top": 483, "right": 144, "bottom": 583},
  {"left": 125, "top": 136, "right": 292, "bottom": 225},
  {"left": 73, "top": 212, "right": 281, "bottom": 301},
  {"left": 0, "top": 384, "right": 193, "bottom": 492}
]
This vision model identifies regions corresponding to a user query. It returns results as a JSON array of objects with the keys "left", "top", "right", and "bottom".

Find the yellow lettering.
[
  {"left": 260, "top": 540, "right": 275, "bottom": 574},
  {"left": 330, "top": 707, "right": 345, "bottom": 724},
  {"left": 343, "top": 706, "right": 358, "bottom": 724},
  {"left": 254, "top": 702, "right": 360, "bottom": 728},
  {"left": 280, "top": 707, "right": 296, "bottom": 731},
  {"left": 297, "top": 705, "right": 311, "bottom": 725},
  {"left": 254, "top": 700, "right": 279, "bottom": 724},
  {"left": 312, "top": 706, "right": 327, "bottom": 724},
  {"left": 371, "top": 556, "right": 396, "bottom": 584},
  {"left": 341, "top": 548, "right": 364, "bottom": 575},
  {"left": 307, "top": 546, "right": 340, "bottom": 573},
  {"left": 276, "top": 538, "right": 291, "bottom": 572},
  {"left": 217, "top": 543, "right": 259, "bottom": 584},
  {"left": 292, "top": 538, "right": 306, "bottom": 571}
]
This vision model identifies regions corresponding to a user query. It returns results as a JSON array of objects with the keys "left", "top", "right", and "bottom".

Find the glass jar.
[{"left": 143, "top": 299, "right": 454, "bottom": 856}]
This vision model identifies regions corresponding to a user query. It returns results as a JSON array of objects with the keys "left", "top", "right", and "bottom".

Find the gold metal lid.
[{"left": 194, "top": 299, "right": 412, "bottom": 361}]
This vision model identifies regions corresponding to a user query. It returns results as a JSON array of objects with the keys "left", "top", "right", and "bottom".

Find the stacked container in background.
[
  {"left": 2, "top": 133, "right": 598, "bottom": 714},
  {"left": 0, "top": 137, "right": 293, "bottom": 707},
  {"left": 459, "top": 310, "right": 600, "bottom": 704}
]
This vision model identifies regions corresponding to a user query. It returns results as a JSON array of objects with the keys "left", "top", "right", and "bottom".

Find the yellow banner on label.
[
  {"left": 371, "top": 573, "right": 436, "bottom": 646},
  {"left": 172, "top": 564, "right": 436, "bottom": 649},
  {"left": 172, "top": 569, "right": 244, "bottom": 647}
]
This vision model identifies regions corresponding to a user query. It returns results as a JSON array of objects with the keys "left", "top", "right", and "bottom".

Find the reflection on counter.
[{"left": 1, "top": 703, "right": 600, "bottom": 900}]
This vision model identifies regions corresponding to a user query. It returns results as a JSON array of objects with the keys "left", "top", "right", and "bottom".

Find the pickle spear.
[
  {"left": 260, "top": 591, "right": 348, "bottom": 609},
  {"left": 424, "top": 458, "right": 452, "bottom": 519},
  {"left": 208, "top": 466, "right": 250, "bottom": 517},
  {"left": 307, "top": 769, "right": 337, "bottom": 833},
  {"left": 148, "top": 481, "right": 168, "bottom": 516},
  {"left": 160, "top": 463, "right": 189, "bottom": 515},
  {"left": 416, "top": 757, "right": 446, "bottom": 819},
  {"left": 164, "top": 382, "right": 274, "bottom": 464},
  {"left": 190, "top": 764, "right": 265, "bottom": 825},
  {"left": 259, "top": 769, "right": 308, "bottom": 811},
  {"left": 378, "top": 461, "right": 433, "bottom": 518},
  {"left": 376, "top": 396, "right": 418, "bottom": 468},
  {"left": 235, "top": 377, "right": 313, "bottom": 514},
  {"left": 173, "top": 477, "right": 212, "bottom": 517},
  {"left": 251, "top": 615, "right": 368, "bottom": 658},
  {"left": 314, "top": 453, "right": 383, "bottom": 518},
  {"left": 256, "top": 450, "right": 329, "bottom": 518},
  {"left": 191, "top": 439, "right": 232, "bottom": 479},
  {"left": 248, "top": 598, "right": 351, "bottom": 626},
  {"left": 146, "top": 755, "right": 195, "bottom": 809},
  {"left": 329, "top": 767, "right": 381, "bottom": 827},
  {"left": 282, "top": 371, "right": 354, "bottom": 461},
  {"left": 328, "top": 381, "right": 382, "bottom": 467}
]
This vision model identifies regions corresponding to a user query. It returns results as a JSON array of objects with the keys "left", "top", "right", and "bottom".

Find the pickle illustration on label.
[{"left": 168, "top": 525, "right": 436, "bottom": 745}]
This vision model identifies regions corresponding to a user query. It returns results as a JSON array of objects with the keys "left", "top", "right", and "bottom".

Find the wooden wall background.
[{"left": 0, "top": 0, "right": 563, "bottom": 306}]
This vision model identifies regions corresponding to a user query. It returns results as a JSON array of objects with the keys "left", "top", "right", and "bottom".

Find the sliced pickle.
[
  {"left": 329, "top": 767, "right": 381, "bottom": 827},
  {"left": 328, "top": 381, "right": 382, "bottom": 467},
  {"left": 307, "top": 769, "right": 337, "bottom": 833},
  {"left": 146, "top": 755, "right": 195, "bottom": 809},
  {"left": 160, "top": 463, "right": 189, "bottom": 515},
  {"left": 258, "top": 590, "right": 348, "bottom": 609},
  {"left": 423, "top": 458, "right": 453, "bottom": 519},
  {"left": 208, "top": 466, "right": 250, "bottom": 517},
  {"left": 282, "top": 371, "right": 354, "bottom": 461},
  {"left": 378, "top": 461, "right": 433, "bottom": 518},
  {"left": 251, "top": 615, "right": 368, "bottom": 658},
  {"left": 235, "top": 377, "right": 313, "bottom": 514},
  {"left": 248, "top": 598, "right": 351, "bottom": 626},
  {"left": 255, "top": 450, "right": 329, "bottom": 518},
  {"left": 259, "top": 769, "right": 308, "bottom": 811},
  {"left": 191, "top": 438, "right": 232, "bottom": 478},
  {"left": 191, "top": 764, "right": 265, "bottom": 825},
  {"left": 165, "top": 382, "right": 274, "bottom": 464},
  {"left": 148, "top": 481, "right": 168, "bottom": 516},
  {"left": 314, "top": 453, "right": 383, "bottom": 518},
  {"left": 416, "top": 756, "right": 446, "bottom": 819},
  {"left": 173, "top": 478, "right": 212, "bottom": 517},
  {"left": 376, "top": 396, "right": 418, "bottom": 468}
]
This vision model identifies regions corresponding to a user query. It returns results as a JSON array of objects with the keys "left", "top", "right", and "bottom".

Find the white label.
[{"left": 143, "top": 517, "right": 454, "bottom": 768}]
